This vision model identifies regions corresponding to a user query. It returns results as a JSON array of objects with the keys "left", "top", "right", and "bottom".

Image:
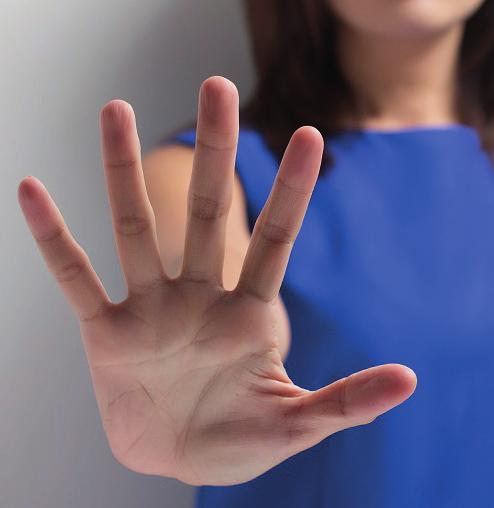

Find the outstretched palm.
[{"left": 18, "top": 76, "right": 416, "bottom": 486}]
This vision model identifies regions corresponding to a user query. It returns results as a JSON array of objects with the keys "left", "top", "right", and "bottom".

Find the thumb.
[{"left": 283, "top": 364, "right": 417, "bottom": 453}]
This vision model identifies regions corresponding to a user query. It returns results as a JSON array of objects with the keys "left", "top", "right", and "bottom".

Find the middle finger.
[{"left": 180, "top": 76, "right": 239, "bottom": 286}]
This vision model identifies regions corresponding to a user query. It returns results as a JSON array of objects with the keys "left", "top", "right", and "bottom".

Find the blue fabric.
[{"left": 158, "top": 125, "right": 494, "bottom": 507}]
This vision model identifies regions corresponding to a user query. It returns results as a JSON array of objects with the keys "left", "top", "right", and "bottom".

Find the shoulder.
[
  {"left": 146, "top": 124, "right": 278, "bottom": 194},
  {"left": 153, "top": 125, "right": 276, "bottom": 163},
  {"left": 142, "top": 130, "right": 251, "bottom": 226}
]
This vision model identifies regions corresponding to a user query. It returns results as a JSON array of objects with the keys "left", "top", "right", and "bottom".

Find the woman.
[{"left": 17, "top": 0, "right": 494, "bottom": 507}]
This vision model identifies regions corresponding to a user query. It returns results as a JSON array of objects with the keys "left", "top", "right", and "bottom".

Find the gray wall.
[{"left": 1, "top": 1, "right": 254, "bottom": 506}]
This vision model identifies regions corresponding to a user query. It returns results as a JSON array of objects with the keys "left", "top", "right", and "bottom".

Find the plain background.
[{"left": 1, "top": 1, "right": 255, "bottom": 506}]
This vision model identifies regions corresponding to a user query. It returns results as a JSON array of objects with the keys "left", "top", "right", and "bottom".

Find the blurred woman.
[{"left": 18, "top": 1, "right": 494, "bottom": 507}]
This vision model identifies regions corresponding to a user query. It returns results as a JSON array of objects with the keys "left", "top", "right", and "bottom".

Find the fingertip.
[
  {"left": 302, "top": 125, "right": 324, "bottom": 141},
  {"left": 202, "top": 75, "right": 239, "bottom": 96},
  {"left": 383, "top": 363, "right": 418, "bottom": 396},
  {"left": 18, "top": 176, "right": 41, "bottom": 202},
  {"left": 101, "top": 98, "right": 132, "bottom": 115},
  {"left": 198, "top": 77, "right": 239, "bottom": 137},
  {"left": 200, "top": 75, "right": 239, "bottom": 114},
  {"left": 399, "top": 364, "right": 417, "bottom": 384},
  {"left": 291, "top": 127, "right": 325, "bottom": 161},
  {"left": 403, "top": 367, "right": 418, "bottom": 397},
  {"left": 344, "top": 363, "right": 418, "bottom": 419},
  {"left": 100, "top": 99, "right": 135, "bottom": 133}
]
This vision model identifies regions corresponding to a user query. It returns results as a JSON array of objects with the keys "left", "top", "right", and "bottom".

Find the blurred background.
[{"left": 1, "top": 1, "right": 254, "bottom": 506}]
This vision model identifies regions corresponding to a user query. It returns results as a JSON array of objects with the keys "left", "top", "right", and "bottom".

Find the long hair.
[{"left": 239, "top": 0, "right": 494, "bottom": 175}]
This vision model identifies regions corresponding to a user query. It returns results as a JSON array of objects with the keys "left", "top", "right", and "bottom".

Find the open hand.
[{"left": 17, "top": 76, "right": 417, "bottom": 486}]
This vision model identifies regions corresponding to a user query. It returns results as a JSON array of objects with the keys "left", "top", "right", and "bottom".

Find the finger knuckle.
[
  {"left": 276, "top": 175, "right": 310, "bottom": 198},
  {"left": 337, "top": 378, "right": 349, "bottom": 418},
  {"left": 54, "top": 261, "right": 86, "bottom": 283},
  {"left": 36, "top": 227, "right": 64, "bottom": 245},
  {"left": 196, "top": 136, "right": 236, "bottom": 153},
  {"left": 189, "top": 192, "right": 228, "bottom": 222},
  {"left": 283, "top": 398, "right": 307, "bottom": 444},
  {"left": 79, "top": 301, "right": 112, "bottom": 324},
  {"left": 115, "top": 214, "right": 152, "bottom": 237},
  {"left": 236, "top": 284, "right": 276, "bottom": 304},
  {"left": 105, "top": 158, "right": 139, "bottom": 171},
  {"left": 260, "top": 221, "right": 295, "bottom": 246},
  {"left": 128, "top": 274, "right": 167, "bottom": 296}
]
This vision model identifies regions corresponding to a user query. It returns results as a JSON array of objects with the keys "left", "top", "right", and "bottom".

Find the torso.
[{"left": 164, "top": 124, "right": 494, "bottom": 508}]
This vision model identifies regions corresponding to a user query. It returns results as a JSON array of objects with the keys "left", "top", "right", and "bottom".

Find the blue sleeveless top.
[{"left": 159, "top": 125, "right": 494, "bottom": 507}]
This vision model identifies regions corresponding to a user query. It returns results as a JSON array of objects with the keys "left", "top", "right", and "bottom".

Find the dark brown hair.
[{"left": 239, "top": 0, "right": 494, "bottom": 175}]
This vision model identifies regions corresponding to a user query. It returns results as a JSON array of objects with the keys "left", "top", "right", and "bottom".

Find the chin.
[{"left": 326, "top": 0, "right": 485, "bottom": 38}]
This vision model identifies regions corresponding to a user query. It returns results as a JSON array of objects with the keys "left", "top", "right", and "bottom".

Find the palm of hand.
[
  {"left": 85, "top": 280, "right": 300, "bottom": 485},
  {"left": 18, "top": 76, "right": 416, "bottom": 486}
]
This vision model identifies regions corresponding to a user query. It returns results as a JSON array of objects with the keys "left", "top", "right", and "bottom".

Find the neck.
[{"left": 337, "top": 24, "right": 464, "bottom": 130}]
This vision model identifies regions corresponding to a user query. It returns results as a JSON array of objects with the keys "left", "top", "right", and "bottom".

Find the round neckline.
[{"left": 339, "top": 123, "right": 475, "bottom": 136}]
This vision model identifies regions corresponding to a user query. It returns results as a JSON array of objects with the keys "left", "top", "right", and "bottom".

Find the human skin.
[
  {"left": 16, "top": 0, "right": 487, "bottom": 487},
  {"left": 327, "top": 0, "right": 485, "bottom": 129},
  {"left": 327, "top": 0, "right": 484, "bottom": 38},
  {"left": 17, "top": 78, "right": 416, "bottom": 485}
]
